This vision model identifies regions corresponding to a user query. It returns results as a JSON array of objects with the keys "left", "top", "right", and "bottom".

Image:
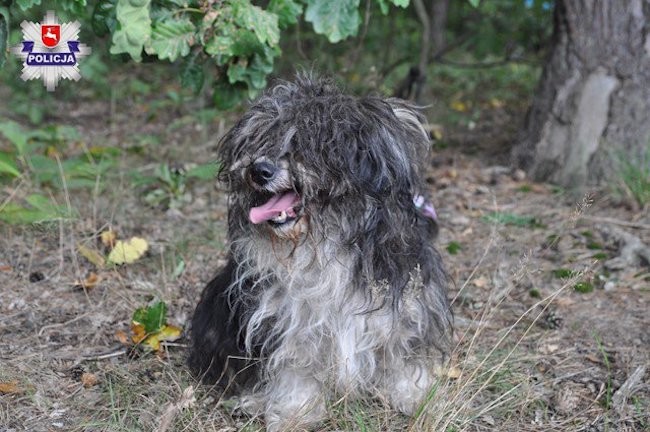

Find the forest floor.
[{"left": 0, "top": 85, "right": 649, "bottom": 432}]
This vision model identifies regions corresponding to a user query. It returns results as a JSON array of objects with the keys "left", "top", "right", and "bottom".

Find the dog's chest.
[{"left": 259, "top": 258, "right": 392, "bottom": 389}]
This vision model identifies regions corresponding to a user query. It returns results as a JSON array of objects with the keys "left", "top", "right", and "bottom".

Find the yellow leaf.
[
  {"left": 450, "top": 100, "right": 469, "bottom": 112},
  {"left": 143, "top": 324, "right": 182, "bottom": 351},
  {"left": 100, "top": 230, "right": 117, "bottom": 248},
  {"left": 426, "top": 123, "right": 444, "bottom": 141},
  {"left": 433, "top": 365, "right": 461, "bottom": 379},
  {"left": 0, "top": 381, "right": 21, "bottom": 394},
  {"left": 77, "top": 244, "right": 105, "bottom": 268},
  {"left": 489, "top": 98, "right": 505, "bottom": 109},
  {"left": 130, "top": 322, "right": 148, "bottom": 344},
  {"left": 107, "top": 237, "right": 149, "bottom": 265}
]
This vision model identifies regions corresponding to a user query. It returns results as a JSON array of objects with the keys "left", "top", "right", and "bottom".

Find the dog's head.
[{"left": 218, "top": 75, "right": 432, "bottom": 243}]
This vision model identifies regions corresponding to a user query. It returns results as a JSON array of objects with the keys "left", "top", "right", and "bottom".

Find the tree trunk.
[
  {"left": 512, "top": 0, "right": 650, "bottom": 188},
  {"left": 430, "top": 0, "right": 449, "bottom": 56}
]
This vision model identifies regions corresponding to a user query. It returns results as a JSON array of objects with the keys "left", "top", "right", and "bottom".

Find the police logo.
[{"left": 11, "top": 11, "right": 91, "bottom": 91}]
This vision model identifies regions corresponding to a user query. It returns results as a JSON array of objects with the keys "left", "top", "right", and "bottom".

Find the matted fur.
[{"left": 189, "top": 76, "right": 453, "bottom": 431}]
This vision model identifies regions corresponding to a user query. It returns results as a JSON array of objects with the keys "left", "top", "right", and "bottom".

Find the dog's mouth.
[{"left": 249, "top": 191, "right": 302, "bottom": 227}]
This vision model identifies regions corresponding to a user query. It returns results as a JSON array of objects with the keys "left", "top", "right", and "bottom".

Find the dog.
[{"left": 189, "top": 75, "right": 453, "bottom": 431}]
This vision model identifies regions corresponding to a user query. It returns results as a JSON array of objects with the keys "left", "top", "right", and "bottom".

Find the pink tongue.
[{"left": 249, "top": 192, "right": 300, "bottom": 224}]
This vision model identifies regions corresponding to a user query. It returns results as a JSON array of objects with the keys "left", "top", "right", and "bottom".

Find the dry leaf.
[
  {"left": 450, "top": 100, "right": 469, "bottom": 112},
  {"left": 81, "top": 372, "right": 98, "bottom": 388},
  {"left": 77, "top": 244, "right": 106, "bottom": 268},
  {"left": 0, "top": 381, "right": 21, "bottom": 394},
  {"left": 0, "top": 265, "right": 12, "bottom": 272},
  {"left": 100, "top": 230, "right": 117, "bottom": 248},
  {"left": 107, "top": 237, "right": 148, "bottom": 265},
  {"left": 433, "top": 365, "right": 461, "bottom": 379},
  {"left": 74, "top": 272, "right": 100, "bottom": 290},
  {"left": 115, "top": 329, "right": 130, "bottom": 345},
  {"left": 130, "top": 322, "right": 148, "bottom": 345},
  {"left": 144, "top": 325, "right": 182, "bottom": 351},
  {"left": 473, "top": 276, "right": 489, "bottom": 289}
]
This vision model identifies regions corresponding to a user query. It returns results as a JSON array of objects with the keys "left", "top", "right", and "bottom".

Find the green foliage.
[
  {"left": 0, "top": 6, "right": 8, "bottom": 68},
  {"left": 109, "top": 0, "right": 152, "bottom": 61},
  {"left": 551, "top": 268, "right": 575, "bottom": 279},
  {"left": 614, "top": 143, "right": 650, "bottom": 207},
  {"left": 573, "top": 281, "right": 594, "bottom": 293},
  {"left": 446, "top": 241, "right": 462, "bottom": 255},
  {"left": 138, "top": 162, "right": 219, "bottom": 210},
  {"left": 305, "top": 0, "right": 360, "bottom": 43},
  {"left": 0, "top": 194, "right": 73, "bottom": 224},
  {"left": 132, "top": 301, "right": 167, "bottom": 334}
]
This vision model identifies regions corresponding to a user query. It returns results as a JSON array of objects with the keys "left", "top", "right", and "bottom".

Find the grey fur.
[{"left": 189, "top": 75, "right": 453, "bottom": 431}]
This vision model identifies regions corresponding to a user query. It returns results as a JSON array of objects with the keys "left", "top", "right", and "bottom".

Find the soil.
[{"left": 0, "top": 89, "right": 648, "bottom": 432}]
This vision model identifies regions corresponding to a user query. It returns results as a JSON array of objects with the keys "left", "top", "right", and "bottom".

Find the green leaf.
[
  {"left": 305, "top": 0, "right": 361, "bottom": 43},
  {"left": 213, "top": 79, "right": 246, "bottom": 110},
  {"left": 268, "top": 0, "right": 302, "bottom": 28},
  {"left": 233, "top": 0, "right": 280, "bottom": 46},
  {"left": 205, "top": 35, "right": 234, "bottom": 61},
  {"left": 0, "top": 152, "right": 20, "bottom": 177},
  {"left": 552, "top": 268, "right": 575, "bottom": 279},
  {"left": 110, "top": 0, "right": 152, "bottom": 61},
  {"left": 227, "top": 44, "right": 278, "bottom": 91},
  {"left": 133, "top": 301, "right": 167, "bottom": 334},
  {"left": 390, "top": 0, "right": 409, "bottom": 7},
  {"left": 574, "top": 281, "right": 594, "bottom": 294},
  {"left": 0, "top": 194, "right": 72, "bottom": 224},
  {"left": 186, "top": 162, "right": 220, "bottom": 180},
  {"left": 92, "top": 0, "right": 119, "bottom": 37},
  {"left": 0, "top": 7, "right": 8, "bottom": 68},
  {"left": 0, "top": 152, "right": 19, "bottom": 177},
  {"left": 468, "top": 0, "right": 480, "bottom": 7},
  {"left": 446, "top": 241, "right": 461, "bottom": 255},
  {"left": 15, "top": 0, "right": 41, "bottom": 11},
  {"left": 180, "top": 52, "right": 204, "bottom": 94},
  {"left": 149, "top": 17, "right": 195, "bottom": 61},
  {"left": 0, "top": 121, "right": 28, "bottom": 156},
  {"left": 376, "top": 0, "right": 389, "bottom": 14}
]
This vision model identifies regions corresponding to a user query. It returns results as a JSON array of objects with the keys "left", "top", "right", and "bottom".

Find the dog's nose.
[{"left": 250, "top": 161, "right": 277, "bottom": 186}]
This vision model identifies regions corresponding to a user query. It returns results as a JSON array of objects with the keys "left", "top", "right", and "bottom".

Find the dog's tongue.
[{"left": 249, "top": 192, "right": 300, "bottom": 224}]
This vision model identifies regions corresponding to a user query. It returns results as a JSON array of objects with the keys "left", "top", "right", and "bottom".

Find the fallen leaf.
[
  {"left": 433, "top": 365, "right": 461, "bottom": 379},
  {"left": 143, "top": 324, "right": 182, "bottom": 351},
  {"left": 115, "top": 329, "right": 129, "bottom": 345},
  {"left": 81, "top": 372, "right": 98, "bottom": 388},
  {"left": 74, "top": 272, "right": 100, "bottom": 290},
  {"left": 77, "top": 244, "right": 105, "bottom": 268},
  {"left": 131, "top": 322, "right": 148, "bottom": 345},
  {"left": 0, "top": 265, "right": 11, "bottom": 272},
  {"left": 489, "top": 98, "right": 505, "bottom": 109},
  {"left": 100, "top": 230, "right": 117, "bottom": 248},
  {"left": 451, "top": 100, "right": 469, "bottom": 112},
  {"left": 107, "top": 237, "right": 148, "bottom": 265},
  {"left": 473, "top": 276, "right": 489, "bottom": 289},
  {"left": 0, "top": 381, "right": 21, "bottom": 394}
]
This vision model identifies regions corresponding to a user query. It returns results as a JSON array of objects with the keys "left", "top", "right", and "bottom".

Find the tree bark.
[{"left": 512, "top": 0, "right": 650, "bottom": 188}]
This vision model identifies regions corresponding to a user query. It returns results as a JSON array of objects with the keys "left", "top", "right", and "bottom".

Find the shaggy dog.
[{"left": 189, "top": 76, "right": 453, "bottom": 431}]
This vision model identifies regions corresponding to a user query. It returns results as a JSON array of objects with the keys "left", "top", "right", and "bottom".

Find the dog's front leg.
[
  {"left": 380, "top": 360, "right": 434, "bottom": 416},
  {"left": 264, "top": 368, "right": 326, "bottom": 432}
]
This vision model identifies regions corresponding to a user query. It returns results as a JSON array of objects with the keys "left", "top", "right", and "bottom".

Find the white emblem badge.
[{"left": 11, "top": 11, "right": 91, "bottom": 91}]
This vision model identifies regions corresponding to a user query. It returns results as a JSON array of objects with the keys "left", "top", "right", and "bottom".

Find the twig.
[
  {"left": 612, "top": 365, "right": 647, "bottom": 414},
  {"left": 81, "top": 347, "right": 128, "bottom": 361},
  {"left": 39, "top": 312, "right": 91, "bottom": 336}
]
